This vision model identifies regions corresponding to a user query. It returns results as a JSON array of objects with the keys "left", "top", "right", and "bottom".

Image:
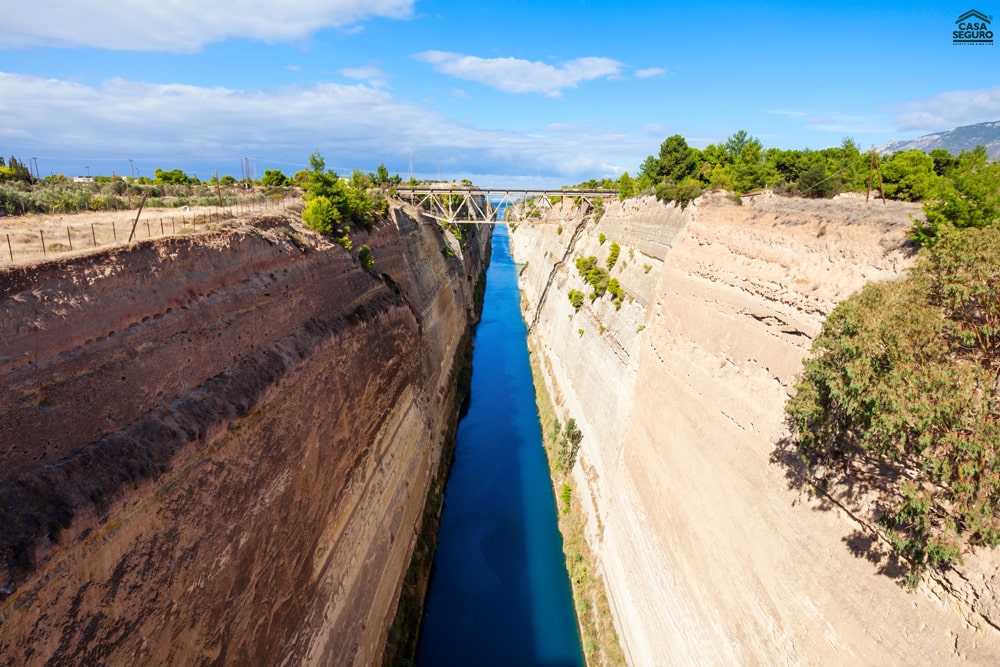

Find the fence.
[{"left": 1, "top": 195, "right": 297, "bottom": 266}]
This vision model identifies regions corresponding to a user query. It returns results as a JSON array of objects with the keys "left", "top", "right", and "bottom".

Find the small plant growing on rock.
[{"left": 358, "top": 244, "right": 374, "bottom": 271}]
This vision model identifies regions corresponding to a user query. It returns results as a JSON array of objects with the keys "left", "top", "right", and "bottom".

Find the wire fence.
[{"left": 1, "top": 194, "right": 298, "bottom": 266}]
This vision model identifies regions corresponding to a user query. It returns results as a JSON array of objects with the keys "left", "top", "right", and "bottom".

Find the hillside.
[
  {"left": 880, "top": 119, "right": 1000, "bottom": 159},
  {"left": 512, "top": 193, "right": 1000, "bottom": 664}
]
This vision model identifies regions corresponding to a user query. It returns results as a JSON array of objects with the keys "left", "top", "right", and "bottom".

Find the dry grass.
[
  {"left": 528, "top": 349, "right": 626, "bottom": 666},
  {"left": 0, "top": 198, "right": 295, "bottom": 268}
]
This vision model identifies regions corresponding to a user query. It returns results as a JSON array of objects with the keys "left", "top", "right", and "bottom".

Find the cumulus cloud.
[
  {"left": 894, "top": 86, "right": 1000, "bottom": 131},
  {"left": 0, "top": 72, "right": 656, "bottom": 184},
  {"left": 412, "top": 51, "right": 623, "bottom": 97},
  {"left": 635, "top": 67, "right": 666, "bottom": 78},
  {"left": 1, "top": 0, "right": 415, "bottom": 52}
]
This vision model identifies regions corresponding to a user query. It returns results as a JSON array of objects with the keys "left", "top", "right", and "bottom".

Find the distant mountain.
[{"left": 879, "top": 120, "right": 1000, "bottom": 160}]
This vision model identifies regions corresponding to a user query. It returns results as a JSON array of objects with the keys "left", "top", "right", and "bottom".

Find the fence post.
[
  {"left": 67, "top": 227, "right": 73, "bottom": 250},
  {"left": 91, "top": 223, "right": 97, "bottom": 246},
  {"left": 7, "top": 233, "right": 12, "bottom": 261},
  {"left": 112, "top": 220, "right": 117, "bottom": 241},
  {"left": 40, "top": 230, "right": 46, "bottom": 256}
]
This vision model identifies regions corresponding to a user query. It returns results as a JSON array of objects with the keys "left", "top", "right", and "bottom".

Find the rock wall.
[
  {"left": 0, "top": 206, "right": 489, "bottom": 665},
  {"left": 511, "top": 193, "right": 1000, "bottom": 665}
]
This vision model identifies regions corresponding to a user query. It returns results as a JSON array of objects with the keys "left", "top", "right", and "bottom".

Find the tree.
[
  {"left": 617, "top": 172, "right": 636, "bottom": 199},
  {"left": 880, "top": 150, "right": 938, "bottom": 202},
  {"left": 372, "top": 163, "right": 390, "bottom": 187},
  {"left": 658, "top": 135, "right": 699, "bottom": 184},
  {"left": 153, "top": 168, "right": 191, "bottom": 185},
  {"left": 309, "top": 149, "right": 325, "bottom": 174},
  {"left": 915, "top": 148, "right": 1000, "bottom": 243},
  {"left": 261, "top": 169, "right": 290, "bottom": 187}
]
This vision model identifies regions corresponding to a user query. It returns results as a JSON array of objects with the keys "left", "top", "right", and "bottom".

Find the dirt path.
[{"left": 0, "top": 198, "right": 298, "bottom": 268}]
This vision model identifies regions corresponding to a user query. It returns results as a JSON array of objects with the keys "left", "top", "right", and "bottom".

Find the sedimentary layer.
[
  {"left": 512, "top": 193, "right": 1000, "bottom": 665},
  {"left": 0, "top": 206, "right": 489, "bottom": 665}
]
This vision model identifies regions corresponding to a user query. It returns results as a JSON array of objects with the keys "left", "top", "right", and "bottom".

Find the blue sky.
[{"left": 1, "top": 1, "right": 998, "bottom": 186}]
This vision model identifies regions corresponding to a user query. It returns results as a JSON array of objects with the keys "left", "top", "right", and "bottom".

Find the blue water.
[{"left": 416, "top": 225, "right": 583, "bottom": 667}]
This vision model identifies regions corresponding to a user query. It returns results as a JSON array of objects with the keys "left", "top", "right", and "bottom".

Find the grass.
[{"left": 528, "top": 349, "right": 626, "bottom": 666}]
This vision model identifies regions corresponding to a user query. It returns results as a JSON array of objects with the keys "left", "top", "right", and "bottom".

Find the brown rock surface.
[
  {"left": 512, "top": 193, "right": 1000, "bottom": 665},
  {"left": 0, "top": 205, "right": 489, "bottom": 665}
]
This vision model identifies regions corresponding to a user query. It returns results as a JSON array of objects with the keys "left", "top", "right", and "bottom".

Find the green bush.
[
  {"left": 358, "top": 244, "right": 374, "bottom": 271},
  {"left": 302, "top": 196, "right": 338, "bottom": 234},
  {"left": 786, "top": 227, "right": 1000, "bottom": 584},
  {"left": 568, "top": 289, "right": 585, "bottom": 311},
  {"left": 606, "top": 242, "right": 620, "bottom": 271}
]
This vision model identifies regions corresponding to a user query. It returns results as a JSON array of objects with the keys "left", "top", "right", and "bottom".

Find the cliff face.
[
  {"left": 0, "top": 206, "right": 489, "bottom": 665},
  {"left": 512, "top": 194, "right": 1000, "bottom": 665}
]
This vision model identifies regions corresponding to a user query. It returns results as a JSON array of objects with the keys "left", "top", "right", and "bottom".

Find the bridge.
[{"left": 394, "top": 186, "right": 617, "bottom": 224}]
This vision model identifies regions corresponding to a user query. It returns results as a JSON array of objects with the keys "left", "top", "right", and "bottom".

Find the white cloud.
[
  {"left": 1, "top": 0, "right": 415, "bottom": 52},
  {"left": 340, "top": 65, "right": 387, "bottom": 87},
  {"left": 411, "top": 51, "right": 623, "bottom": 97},
  {"left": 635, "top": 67, "right": 666, "bottom": 78},
  {"left": 894, "top": 86, "right": 1000, "bottom": 131},
  {"left": 0, "top": 72, "right": 657, "bottom": 184}
]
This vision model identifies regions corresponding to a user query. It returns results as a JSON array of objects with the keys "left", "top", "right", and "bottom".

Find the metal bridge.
[{"left": 394, "top": 186, "right": 617, "bottom": 224}]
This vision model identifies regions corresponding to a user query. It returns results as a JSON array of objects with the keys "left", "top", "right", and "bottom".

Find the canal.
[{"left": 416, "top": 224, "right": 584, "bottom": 666}]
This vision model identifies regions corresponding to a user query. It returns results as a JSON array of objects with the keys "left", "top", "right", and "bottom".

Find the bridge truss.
[{"left": 394, "top": 187, "right": 617, "bottom": 224}]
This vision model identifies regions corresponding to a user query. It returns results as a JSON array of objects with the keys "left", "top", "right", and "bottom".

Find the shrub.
[
  {"left": 785, "top": 227, "right": 1000, "bottom": 584},
  {"left": 358, "top": 244, "right": 374, "bottom": 271},
  {"left": 606, "top": 242, "right": 620, "bottom": 271},
  {"left": 568, "top": 289, "right": 585, "bottom": 311},
  {"left": 302, "top": 196, "right": 338, "bottom": 234}
]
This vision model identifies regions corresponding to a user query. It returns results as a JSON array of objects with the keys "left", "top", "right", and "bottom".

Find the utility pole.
[
  {"left": 30, "top": 157, "right": 39, "bottom": 180},
  {"left": 129, "top": 158, "right": 135, "bottom": 180},
  {"left": 866, "top": 148, "right": 886, "bottom": 205},
  {"left": 86, "top": 166, "right": 90, "bottom": 178}
]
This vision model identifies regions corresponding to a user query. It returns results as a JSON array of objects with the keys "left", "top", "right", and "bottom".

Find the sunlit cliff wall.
[
  {"left": 512, "top": 194, "right": 1000, "bottom": 665},
  {"left": 0, "top": 206, "right": 488, "bottom": 665}
]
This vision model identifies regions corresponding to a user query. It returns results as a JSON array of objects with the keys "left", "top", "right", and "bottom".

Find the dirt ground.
[{"left": 0, "top": 197, "right": 298, "bottom": 268}]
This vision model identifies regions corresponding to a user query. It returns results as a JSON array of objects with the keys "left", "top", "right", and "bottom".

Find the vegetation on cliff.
[
  {"left": 786, "top": 183, "right": 1000, "bottom": 584},
  {"left": 619, "top": 132, "right": 1000, "bottom": 211}
]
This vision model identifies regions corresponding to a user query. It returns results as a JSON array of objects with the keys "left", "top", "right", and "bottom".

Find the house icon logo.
[{"left": 954, "top": 9, "right": 994, "bottom": 45}]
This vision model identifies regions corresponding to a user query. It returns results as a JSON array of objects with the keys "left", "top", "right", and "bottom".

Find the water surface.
[{"left": 416, "top": 225, "right": 583, "bottom": 667}]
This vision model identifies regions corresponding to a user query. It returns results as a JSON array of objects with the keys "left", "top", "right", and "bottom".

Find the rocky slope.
[
  {"left": 0, "top": 205, "right": 489, "bottom": 665},
  {"left": 511, "top": 193, "right": 1000, "bottom": 665}
]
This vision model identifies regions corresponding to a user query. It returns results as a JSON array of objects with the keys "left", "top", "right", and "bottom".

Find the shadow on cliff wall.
[{"left": 769, "top": 431, "right": 911, "bottom": 586}]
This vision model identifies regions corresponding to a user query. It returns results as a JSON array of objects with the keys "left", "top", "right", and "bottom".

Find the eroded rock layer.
[
  {"left": 0, "top": 207, "right": 489, "bottom": 665},
  {"left": 512, "top": 194, "right": 1000, "bottom": 665}
]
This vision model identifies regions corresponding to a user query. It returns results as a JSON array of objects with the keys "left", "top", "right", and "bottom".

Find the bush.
[
  {"left": 786, "top": 226, "right": 1000, "bottom": 584},
  {"left": 606, "top": 242, "right": 620, "bottom": 271},
  {"left": 568, "top": 289, "right": 585, "bottom": 311},
  {"left": 913, "top": 149, "right": 1000, "bottom": 244},
  {"left": 655, "top": 178, "right": 703, "bottom": 208},
  {"left": 302, "top": 196, "right": 338, "bottom": 234},
  {"left": 358, "top": 244, "right": 374, "bottom": 271}
]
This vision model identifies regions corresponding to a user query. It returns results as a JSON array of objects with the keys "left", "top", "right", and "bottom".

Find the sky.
[{"left": 1, "top": 1, "right": 999, "bottom": 187}]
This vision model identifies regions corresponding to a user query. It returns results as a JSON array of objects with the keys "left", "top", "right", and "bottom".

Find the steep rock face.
[
  {"left": 512, "top": 194, "right": 1000, "bottom": 665},
  {"left": 0, "top": 207, "right": 489, "bottom": 665}
]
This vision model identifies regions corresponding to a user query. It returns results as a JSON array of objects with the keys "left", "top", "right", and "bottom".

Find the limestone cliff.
[
  {"left": 0, "top": 205, "right": 489, "bottom": 665},
  {"left": 512, "top": 193, "right": 1000, "bottom": 665}
]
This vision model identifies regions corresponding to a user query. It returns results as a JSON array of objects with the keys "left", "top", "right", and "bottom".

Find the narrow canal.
[{"left": 416, "top": 225, "right": 584, "bottom": 666}]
